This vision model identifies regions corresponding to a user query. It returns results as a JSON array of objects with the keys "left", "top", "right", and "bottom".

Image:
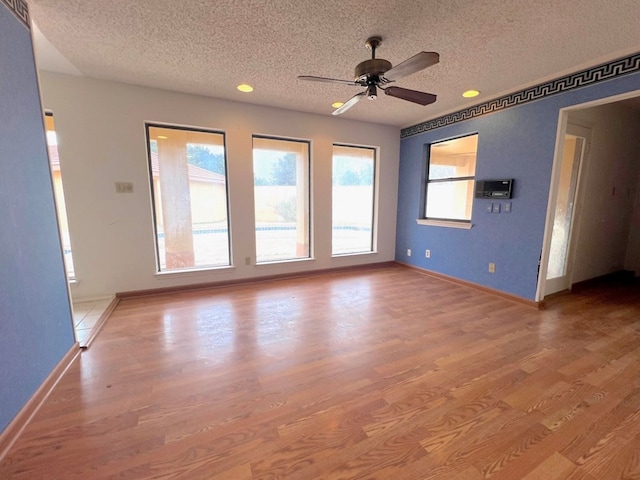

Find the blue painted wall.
[
  {"left": 0, "top": 4, "right": 75, "bottom": 433},
  {"left": 396, "top": 67, "right": 640, "bottom": 300}
]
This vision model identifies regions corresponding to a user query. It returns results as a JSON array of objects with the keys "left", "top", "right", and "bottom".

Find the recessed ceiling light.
[
  {"left": 237, "top": 84, "right": 254, "bottom": 93},
  {"left": 462, "top": 90, "right": 480, "bottom": 98},
  {"left": 332, "top": 102, "right": 344, "bottom": 109},
  {"left": 157, "top": 135, "right": 168, "bottom": 139}
]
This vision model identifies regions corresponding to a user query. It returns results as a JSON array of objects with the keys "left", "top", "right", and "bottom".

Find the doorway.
[
  {"left": 45, "top": 112, "right": 116, "bottom": 347},
  {"left": 537, "top": 93, "right": 640, "bottom": 302}
]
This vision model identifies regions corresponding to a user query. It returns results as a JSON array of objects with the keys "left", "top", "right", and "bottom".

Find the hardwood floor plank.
[
  {"left": 1, "top": 265, "right": 639, "bottom": 479},
  {"left": 520, "top": 452, "right": 576, "bottom": 479}
]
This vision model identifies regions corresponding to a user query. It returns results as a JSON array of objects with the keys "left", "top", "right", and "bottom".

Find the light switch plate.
[{"left": 115, "top": 182, "right": 133, "bottom": 193}]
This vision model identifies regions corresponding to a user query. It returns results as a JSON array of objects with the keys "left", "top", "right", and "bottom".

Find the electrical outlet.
[
  {"left": 407, "top": 249, "right": 412, "bottom": 257},
  {"left": 489, "top": 262, "right": 495, "bottom": 273},
  {"left": 503, "top": 202, "right": 512, "bottom": 213},
  {"left": 244, "top": 256, "right": 251, "bottom": 265},
  {"left": 425, "top": 249, "right": 431, "bottom": 258}
]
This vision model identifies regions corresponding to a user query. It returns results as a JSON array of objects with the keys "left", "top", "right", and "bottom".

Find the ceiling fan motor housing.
[{"left": 354, "top": 58, "right": 392, "bottom": 83}]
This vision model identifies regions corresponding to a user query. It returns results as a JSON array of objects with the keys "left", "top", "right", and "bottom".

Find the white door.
[{"left": 544, "top": 123, "right": 591, "bottom": 296}]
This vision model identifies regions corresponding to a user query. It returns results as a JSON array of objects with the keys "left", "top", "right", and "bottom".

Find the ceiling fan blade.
[
  {"left": 384, "top": 86, "right": 437, "bottom": 106},
  {"left": 298, "top": 75, "right": 358, "bottom": 86},
  {"left": 384, "top": 52, "right": 439, "bottom": 81},
  {"left": 332, "top": 92, "right": 366, "bottom": 116}
]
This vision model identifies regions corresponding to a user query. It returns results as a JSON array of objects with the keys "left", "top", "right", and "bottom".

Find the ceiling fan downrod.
[{"left": 365, "top": 36, "right": 382, "bottom": 59}]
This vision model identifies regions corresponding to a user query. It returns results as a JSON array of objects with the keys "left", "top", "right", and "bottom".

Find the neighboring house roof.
[{"left": 150, "top": 152, "right": 225, "bottom": 184}]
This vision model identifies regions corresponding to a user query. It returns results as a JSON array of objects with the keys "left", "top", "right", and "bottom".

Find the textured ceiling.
[{"left": 30, "top": 0, "right": 640, "bottom": 128}]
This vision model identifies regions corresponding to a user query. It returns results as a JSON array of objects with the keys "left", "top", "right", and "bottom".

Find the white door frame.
[{"left": 535, "top": 89, "right": 640, "bottom": 302}]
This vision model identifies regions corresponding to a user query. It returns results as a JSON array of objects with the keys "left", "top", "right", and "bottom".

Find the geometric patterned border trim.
[
  {"left": 1, "top": 0, "right": 29, "bottom": 29},
  {"left": 401, "top": 51, "right": 640, "bottom": 138}
]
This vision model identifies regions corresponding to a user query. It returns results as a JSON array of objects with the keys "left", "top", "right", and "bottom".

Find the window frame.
[
  {"left": 145, "top": 122, "right": 231, "bottom": 273},
  {"left": 252, "top": 134, "right": 312, "bottom": 264},
  {"left": 422, "top": 133, "right": 478, "bottom": 227},
  {"left": 331, "top": 143, "right": 377, "bottom": 256}
]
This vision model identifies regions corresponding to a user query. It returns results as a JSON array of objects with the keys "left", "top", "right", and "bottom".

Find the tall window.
[
  {"left": 146, "top": 124, "right": 230, "bottom": 272},
  {"left": 425, "top": 134, "right": 478, "bottom": 222},
  {"left": 252, "top": 137, "right": 310, "bottom": 263},
  {"left": 332, "top": 145, "right": 376, "bottom": 255},
  {"left": 45, "top": 113, "right": 76, "bottom": 280}
]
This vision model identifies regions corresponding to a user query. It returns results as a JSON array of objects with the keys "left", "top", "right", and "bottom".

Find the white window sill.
[
  {"left": 416, "top": 219, "right": 473, "bottom": 229},
  {"left": 331, "top": 250, "right": 376, "bottom": 258},
  {"left": 256, "top": 257, "right": 315, "bottom": 267},
  {"left": 155, "top": 265, "right": 236, "bottom": 279}
]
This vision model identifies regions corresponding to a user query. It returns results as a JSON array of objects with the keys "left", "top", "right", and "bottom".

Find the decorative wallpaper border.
[
  {"left": 401, "top": 52, "right": 640, "bottom": 138},
  {"left": 1, "top": 0, "right": 29, "bottom": 29}
]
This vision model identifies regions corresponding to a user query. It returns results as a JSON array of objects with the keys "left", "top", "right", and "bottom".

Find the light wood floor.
[{"left": 2, "top": 265, "right": 640, "bottom": 479}]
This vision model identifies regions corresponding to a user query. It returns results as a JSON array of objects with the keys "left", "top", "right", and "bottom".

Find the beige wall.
[
  {"left": 38, "top": 72, "right": 400, "bottom": 300},
  {"left": 332, "top": 186, "right": 374, "bottom": 227},
  {"left": 190, "top": 181, "right": 227, "bottom": 224},
  {"left": 153, "top": 178, "right": 228, "bottom": 228},
  {"left": 254, "top": 186, "right": 296, "bottom": 223}
]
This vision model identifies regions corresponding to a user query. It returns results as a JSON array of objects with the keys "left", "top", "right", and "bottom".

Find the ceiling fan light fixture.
[
  {"left": 299, "top": 36, "right": 439, "bottom": 115},
  {"left": 462, "top": 89, "right": 480, "bottom": 98},
  {"left": 237, "top": 84, "right": 254, "bottom": 93},
  {"left": 332, "top": 102, "right": 344, "bottom": 108}
]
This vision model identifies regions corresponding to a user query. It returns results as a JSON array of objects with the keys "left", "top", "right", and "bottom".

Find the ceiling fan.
[{"left": 299, "top": 36, "right": 439, "bottom": 115}]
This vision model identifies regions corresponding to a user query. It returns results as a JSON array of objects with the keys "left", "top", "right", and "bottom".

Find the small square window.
[{"left": 425, "top": 134, "right": 478, "bottom": 222}]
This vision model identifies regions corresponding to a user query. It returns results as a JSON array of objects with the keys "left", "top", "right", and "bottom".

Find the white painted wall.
[
  {"left": 38, "top": 72, "right": 401, "bottom": 300},
  {"left": 569, "top": 103, "right": 640, "bottom": 283}
]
